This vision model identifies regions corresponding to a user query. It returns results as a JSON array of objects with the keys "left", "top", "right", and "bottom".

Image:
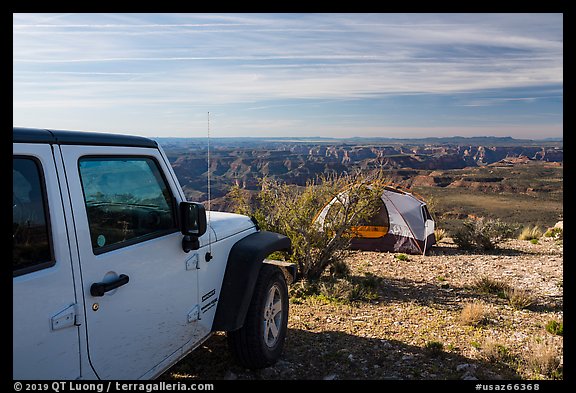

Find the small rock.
[
  {"left": 462, "top": 373, "right": 478, "bottom": 380},
  {"left": 456, "top": 363, "right": 476, "bottom": 372},
  {"left": 554, "top": 221, "right": 563, "bottom": 230},
  {"left": 401, "top": 354, "right": 414, "bottom": 361},
  {"left": 323, "top": 374, "right": 338, "bottom": 380}
]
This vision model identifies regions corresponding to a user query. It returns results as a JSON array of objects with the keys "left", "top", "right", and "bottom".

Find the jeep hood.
[{"left": 206, "top": 211, "right": 257, "bottom": 241}]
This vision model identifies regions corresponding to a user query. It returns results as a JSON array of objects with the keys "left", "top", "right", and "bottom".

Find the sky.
[{"left": 13, "top": 13, "right": 563, "bottom": 139}]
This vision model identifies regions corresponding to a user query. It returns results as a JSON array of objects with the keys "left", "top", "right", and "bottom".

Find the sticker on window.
[{"left": 97, "top": 235, "right": 106, "bottom": 247}]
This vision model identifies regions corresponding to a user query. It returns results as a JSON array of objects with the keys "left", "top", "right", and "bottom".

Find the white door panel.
[
  {"left": 59, "top": 145, "right": 204, "bottom": 379},
  {"left": 13, "top": 144, "right": 81, "bottom": 380}
]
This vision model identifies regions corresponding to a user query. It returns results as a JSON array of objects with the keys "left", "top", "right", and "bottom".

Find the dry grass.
[
  {"left": 473, "top": 276, "right": 511, "bottom": 298},
  {"left": 518, "top": 225, "right": 543, "bottom": 241},
  {"left": 504, "top": 287, "right": 535, "bottom": 310},
  {"left": 472, "top": 277, "right": 535, "bottom": 310},
  {"left": 482, "top": 338, "right": 514, "bottom": 364},
  {"left": 460, "top": 301, "right": 490, "bottom": 326},
  {"left": 434, "top": 228, "right": 447, "bottom": 243},
  {"left": 526, "top": 340, "right": 562, "bottom": 378}
]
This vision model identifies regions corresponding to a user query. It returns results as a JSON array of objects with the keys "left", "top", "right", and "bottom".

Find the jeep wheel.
[{"left": 227, "top": 264, "right": 289, "bottom": 369}]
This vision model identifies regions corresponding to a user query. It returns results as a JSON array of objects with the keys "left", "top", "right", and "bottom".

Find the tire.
[{"left": 227, "top": 264, "right": 289, "bottom": 369}]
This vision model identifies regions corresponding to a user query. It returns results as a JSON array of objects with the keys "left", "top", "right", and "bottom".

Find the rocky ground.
[{"left": 160, "top": 236, "right": 563, "bottom": 381}]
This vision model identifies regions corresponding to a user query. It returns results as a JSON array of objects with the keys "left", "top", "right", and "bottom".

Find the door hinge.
[
  {"left": 187, "top": 305, "right": 200, "bottom": 323},
  {"left": 185, "top": 253, "right": 200, "bottom": 270},
  {"left": 51, "top": 304, "right": 77, "bottom": 331}
]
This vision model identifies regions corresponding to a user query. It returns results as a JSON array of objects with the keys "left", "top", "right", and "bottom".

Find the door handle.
[{"left": 90, "top": 274, "right": 130, "bottom": 297}]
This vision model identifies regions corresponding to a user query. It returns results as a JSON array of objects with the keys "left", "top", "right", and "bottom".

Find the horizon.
[
  {"left": 149, "top": 134, "right": 562, "bottom": 141},
  {"left": 13, "top": 13, "right": 563, "bottom": 139}
]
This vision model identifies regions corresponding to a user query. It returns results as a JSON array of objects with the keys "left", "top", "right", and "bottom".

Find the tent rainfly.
[{"left": 315, "top": 185, "right": 436, "bottom": 255}]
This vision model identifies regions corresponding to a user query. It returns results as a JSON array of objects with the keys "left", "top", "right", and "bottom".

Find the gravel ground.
[{"left": 160, "top": 236, "right": 563, "bottom": 381}]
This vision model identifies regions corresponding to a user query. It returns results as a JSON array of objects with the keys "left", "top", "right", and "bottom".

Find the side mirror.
[{"left": 179, "top": 202, "right": 207, "bottom": 238}]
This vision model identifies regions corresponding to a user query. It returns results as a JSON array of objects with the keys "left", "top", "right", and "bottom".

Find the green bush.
[
  {"left": 453, "top": 217, "right": 517, "bottom": 251},
  {"left": 394, "top": 253, "right": 409, "bottom": 261},
  {"left": 544, "top": 227, "right": 563, "bottom": 239},
  {"left": 227, "top": 173, "right": 387, "bottom": 280},
  {"left": 545, "top": 320, "right": 563, "bottom": 336}
]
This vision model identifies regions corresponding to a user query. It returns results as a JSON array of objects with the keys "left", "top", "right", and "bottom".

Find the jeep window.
[
  {"left": 13, "top": 157, "right": 54, "bottom": 275},
  {"left": 78, "top": 157, "right": 176, "bottom": 254}
]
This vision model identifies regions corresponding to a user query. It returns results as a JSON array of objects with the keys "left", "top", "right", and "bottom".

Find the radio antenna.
[{"left": 206, "top": 111, "right": 213, "bottom": 261}]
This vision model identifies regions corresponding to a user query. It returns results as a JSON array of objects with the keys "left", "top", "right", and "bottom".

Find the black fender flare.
[{"left": 212, "top": 231, "right": 292, "bottom": 332}]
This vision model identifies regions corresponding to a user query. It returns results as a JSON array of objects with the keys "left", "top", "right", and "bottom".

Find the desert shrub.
[
  {"left": 434, "top": 228, "right": 447, "bottom": 243},
  {"left": 482, "top": 339, "right": 514, "bottom": 364},
  {"left": 290, "top": 276, "right": 379, "bottom": 305},
  {"left": 347, "top": 282, "right": 379, "bottom": 303},
  {"left": 452, "top": 217, "right": 517, "bottom": 251},
  {"left": 518, "top": 225, "right": 543, "bottom": 241},
  {"left": 545, "top": 320, "right": 563, "bottom": 336},
  {"left": 227, "top": 173, "right": 387, "bottom": 280},
  {"left": 472, "top": 276, "right": 511, "bottom": 298},
  {"left": 544, "top": 227, "right": 563, "bottom": 240},
  {"left": 289, "top": 279, "right": 319, "bottom": 302},
  {"left": 328, "top": 259, "right": 351, "bottom": 278},
  {"left": 318, "top": 280, "right": 354, "bottom": 304},
  {"left": 473, "top": 278, "right": 535, "bottom": 310},
  {"left": 526, "top": 340, "right": 562, "bottom": 379},
  {"left": 358, "top": 272, "right": 382, "bottom": 290},
  {"left": 460, "top": 301, "right": 489, "bottom": 326},
  {"left": 226, "top": 183, "right": 254, "bottom": 217},
  {"left": 504, "top": 287, "right": 534, "bottom": 310}
]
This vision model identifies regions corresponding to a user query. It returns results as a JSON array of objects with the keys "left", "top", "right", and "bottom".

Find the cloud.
[{"left": 13, "top": 13, "right": 563, "bottom": 137}]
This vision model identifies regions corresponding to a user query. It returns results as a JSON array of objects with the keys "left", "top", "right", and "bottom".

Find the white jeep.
[{"left": 13, "top": 127, "right": 293, "bottom": 380}]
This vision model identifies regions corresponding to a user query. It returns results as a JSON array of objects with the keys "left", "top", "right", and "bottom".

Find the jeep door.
[
  {"left": 13, "top": 144, "right": 81, "bottom": 379},
  {"left": 60, "top": 145, "right": 204, "bottom": 379}
]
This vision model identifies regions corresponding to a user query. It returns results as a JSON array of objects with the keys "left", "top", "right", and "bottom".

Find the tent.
[{"left": 314, "top": 185, "right": 436, "bottom": 255}]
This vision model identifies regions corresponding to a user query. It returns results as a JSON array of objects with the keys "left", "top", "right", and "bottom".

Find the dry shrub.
[
  {"left": 434, "top": 228, "right": 447, "bottom": 243},
  {"left": 518, "top": 225, "right": 543, "bottom": 241},
  {"left": 453, "top": 217, "right": 517, "bottom": 251},
  {"left": 460, "top": 301, "right": 489, "bottom": 326},
  {"left": 505, "top": 287, "right": 535, "bottom": 310},
  {"left": 482, "top": 338, "right": 513, "bottom": 363},
  {"left": 473, "top": 276, "right": 511, "bottom": 298},
  {"left": 526, "top": 340, "right": 562, "bottom": 378}
]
